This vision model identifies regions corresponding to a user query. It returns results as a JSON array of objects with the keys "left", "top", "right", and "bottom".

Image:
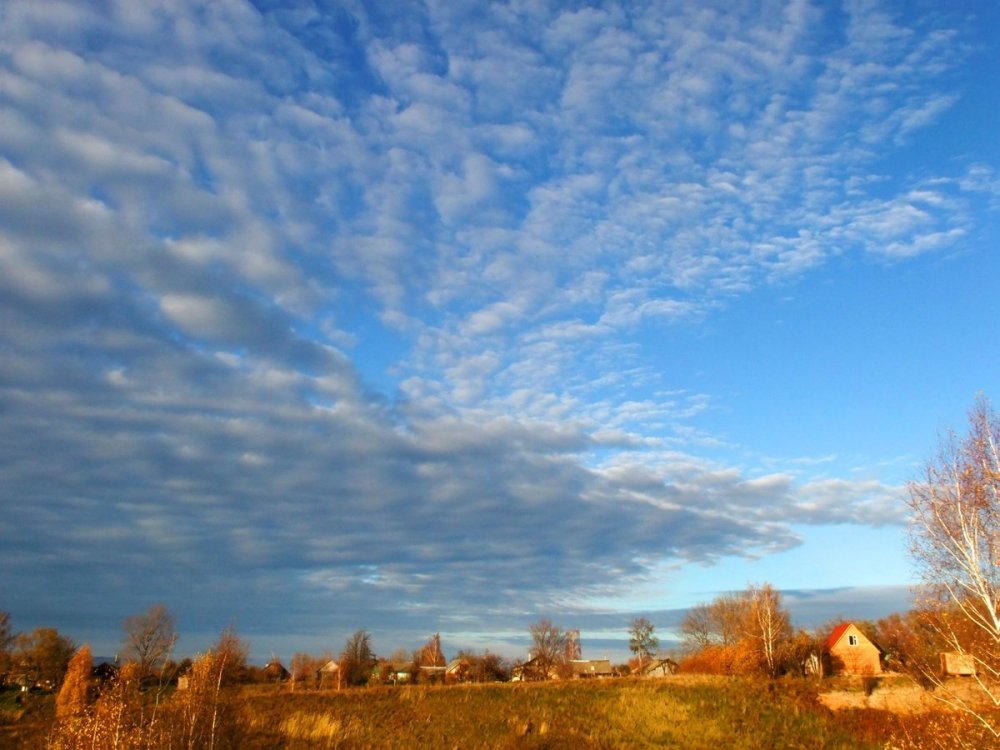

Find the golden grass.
[
  {"left": 11, "top": 674, "right": 992, "bottom": 748},
  {"left": 235, "top": 676, "right": 884, "bottom": 749},
  {"left": 279, "top": 711, "right": 343, "bottom": 743}
]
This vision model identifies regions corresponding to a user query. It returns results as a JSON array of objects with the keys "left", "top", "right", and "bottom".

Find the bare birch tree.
[
  {"left": 122, "top": 604, "right": 177, "bottom": 679},
  {"left": 418, "top": 633, "right": 446, "bottom": 667},
  {"left": 906, "top": 395, "right": 1000, "bottom": 741},
  {"left": 745, "top": 583, "right": 791, "bottom": 678}
]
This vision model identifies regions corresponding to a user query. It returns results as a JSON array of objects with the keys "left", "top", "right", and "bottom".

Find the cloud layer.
[{"left": 0, "top": 0, "right": 994, "bottom": 652}]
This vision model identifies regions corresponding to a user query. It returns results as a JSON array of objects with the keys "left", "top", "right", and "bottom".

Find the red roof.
[{"left": 823, "top": 622, "right": 853, "bottom": 651}]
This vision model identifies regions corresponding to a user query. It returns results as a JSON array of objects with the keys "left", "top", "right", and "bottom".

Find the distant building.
[
  {"left": 823, "top": 623, "right": 882, "bottom": 676},
  {"left": 386, "top": 662, "right": 413, "bottom": 684},
  {"left": 419, "top": 664, "right": 447, "bottom": 683},
  {"left": 940, "top": 652, "right": 976, "bottom": 677},
  {"left": 511, "top": 655, "right": 561, "bottom": 682},
  {"left": 262, "top": 660, "right": 290, "bottom": 682},
  {"left": 641, "top": 657, "right": 678, "bottom": 677},
  {"left": 569, "top": 659, "right": 614, "bottom": 679},
  {"left": 92, "top": 657, "right": 119, "bottom": 684},
  {"left": 316, "top": 659, "right": 340, "bottom": 688},
  {"left": 445, "top": 658, "right": 471, "bottom": 683}
]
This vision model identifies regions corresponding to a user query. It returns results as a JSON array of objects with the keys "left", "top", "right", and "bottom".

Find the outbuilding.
[{"left": 940, "top": 652, "right": 976, "bottom": 677}]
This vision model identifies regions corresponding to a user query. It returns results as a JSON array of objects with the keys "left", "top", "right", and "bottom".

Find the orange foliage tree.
[
  {"left": 679, "top": 582, "right": 793, "bottom": 677},
  {"left": 55, "top": 644, "right": 94, "bottom": 720}
]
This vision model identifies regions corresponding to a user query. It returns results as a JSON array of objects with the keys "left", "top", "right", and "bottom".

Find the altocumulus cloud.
[{"left": 0, "top": 0, "right": 991, "bottom": 652}]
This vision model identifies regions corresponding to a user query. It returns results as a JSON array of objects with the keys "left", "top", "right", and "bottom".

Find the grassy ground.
[
  {"left": 237, "top": 676, "right": 886, "bottom": 749},
  {"left": 4, "top": 675, "right": 955, "bottom": 749},
  {"left": 0, "top": 688, "right": 53, "bottom": 749}
]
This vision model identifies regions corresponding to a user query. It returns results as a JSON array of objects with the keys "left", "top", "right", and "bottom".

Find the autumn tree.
[
  {"left": 214, "top": 624, "right": 249, "bottom": 685},
  {"left": 906, "top": 396, "right": 1000, "bottom": 741},
  {"left": 680, "top": 592, "right": 746, "bottom": 653},
  {"left": 628, "top": 617, "right": 659, "bottom": 669},
  {"left": 13, "top": 627, "right": 75, "bottom": 688},
  {"left": 170, "top": 629, "right": 248, "bottom": 750},
  {"left": 55, "top": 644, "right": 94, "bottom": 719},
  {"left": 290, "top": 653, "right": 320, "bottom": 689},
  {"left": 418, "top": 633, "right": 446, "bottom": 667},
  {"left": 875, "top": 609, "right": 942, "bottom": 682},
  {"left": 339, "top": 629, "right": 375, "bottom": 687},
  {"left": 526, "top": 619, "right": 569, "bottom": 680},
  {"left": 49, "top": 660, "right": 147, "bottom": 749},
  {"left": 122, "top": 603, "right": 177, "bottom": 679},
  {"left": 776, "top": 629, "right": 820, "bottom": 677},
  {"left": 455, "top": 649, "right": 510, "bottom": 682},
  {"left": 678, "top": 584, "right": 793, "bottom": 676}
]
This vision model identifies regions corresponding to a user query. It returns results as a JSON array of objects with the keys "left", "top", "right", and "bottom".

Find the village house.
[
  {"left": 419, "top": 664, "right": 447, "bottom": 683},
  {"left": 262, "top": 659, "right": 290, "bottom": 683},
  {"left": 641, "top": 656, "right": 679, "bottom": 677},
  {"left": 91, "top": 657, "right": 119, "bottom": 685},
  {"left": 823, "top": 622, "right": 882, "bottom": 676},
  {"left": 385, "top": 661, "right": 413, "bottom": 684},
  {"left": 569, "top": 659, "right": 614, "bottom": 679},
  {"left": 512, "top": 655, "right": 616, "bottom": 681},
  {"left": 510, "top": 655, "right": 547, "bottom": 682},
  {"left": 445, "top": 658, "right": 471, "bottom": 683}
]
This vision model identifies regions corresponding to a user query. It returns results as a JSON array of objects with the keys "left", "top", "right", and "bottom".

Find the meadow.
[
  {"left": 3, "top": 674, "right": 916, "bottom": 749},
  {"left": 13, "top": 674, "right": 990, "bottom": 750},
  {"left": 237, "top": 675, "right": 893, "bottom": 749}
]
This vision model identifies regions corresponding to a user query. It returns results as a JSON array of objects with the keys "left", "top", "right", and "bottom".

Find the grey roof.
[{"left": 570, "top": 659, "right": 613, "bottom": 676}]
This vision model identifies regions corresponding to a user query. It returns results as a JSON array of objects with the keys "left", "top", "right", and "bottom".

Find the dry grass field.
[
  {"left": 4, "top": 673, "right": 994, "bottom": 749},
  {"left": 233, "top": 675, "right": 888, "bottom": 749}
]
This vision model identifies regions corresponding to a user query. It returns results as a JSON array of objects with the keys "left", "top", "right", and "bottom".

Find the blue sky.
[{"left": 1, "top": 0, "right": 998, "bottom": 664}]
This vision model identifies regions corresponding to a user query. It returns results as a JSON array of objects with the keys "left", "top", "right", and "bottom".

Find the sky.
[{"left": 1, "top": 0, "right": 998, "bottom": 665}]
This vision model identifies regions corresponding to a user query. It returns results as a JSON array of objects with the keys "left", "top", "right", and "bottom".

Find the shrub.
[{"left": 55, "top": 645, "right": 93, "bottom": 719}]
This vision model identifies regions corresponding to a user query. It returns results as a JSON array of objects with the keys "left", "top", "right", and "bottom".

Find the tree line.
[{"left": 0, "top": 611, "right": 510, "bottom": 692}]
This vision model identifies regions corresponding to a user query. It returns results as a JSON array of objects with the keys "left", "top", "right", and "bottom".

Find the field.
[
  {"left": 237, "top": 675, "right": 896, "bottom": 749},
  {"left": 3, "top": 674, "right": 973, "bottom": 749}
]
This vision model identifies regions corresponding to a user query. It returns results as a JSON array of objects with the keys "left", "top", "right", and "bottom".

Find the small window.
[{"left": 848, "top": 635, "right": 858, "bottom": 646}]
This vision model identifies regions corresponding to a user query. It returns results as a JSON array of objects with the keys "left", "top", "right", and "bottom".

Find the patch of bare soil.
[{"left": 819, "top": 675, "right": 986, "bottom": 715}]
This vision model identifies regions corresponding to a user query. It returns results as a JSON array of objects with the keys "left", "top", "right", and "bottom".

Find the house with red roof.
[{"left": 823, "top": 622, "right": 882, "bottom": 676}]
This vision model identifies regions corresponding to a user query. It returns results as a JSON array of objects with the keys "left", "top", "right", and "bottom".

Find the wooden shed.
[
  {"left": 316, "top": 659, "right": 340, "bottom": 689},
  {"left": 940, "top": 652, "right": 976, "bottom": 677}
]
